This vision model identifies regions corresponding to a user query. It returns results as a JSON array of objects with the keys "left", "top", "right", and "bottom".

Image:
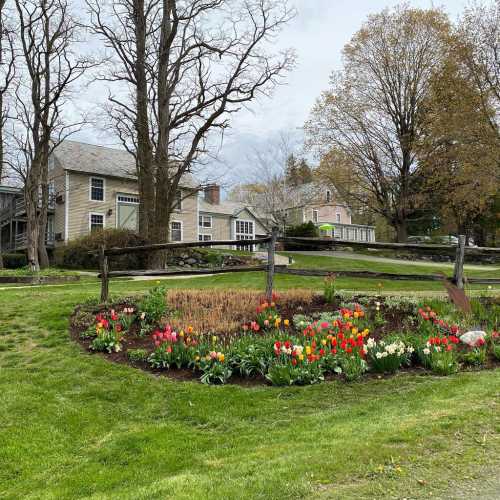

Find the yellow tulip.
[
  {"left": 305, "top": 346, "right": 312, "bottom": 355},
  {"left": 298, "top": 354, "right": 304, "bottom": 361},
  {"left": 321, "top": 339, "right": 327, "bottom": 346},
  {"left": 284, "top": 319, "right": 290, "bottom": 327}
]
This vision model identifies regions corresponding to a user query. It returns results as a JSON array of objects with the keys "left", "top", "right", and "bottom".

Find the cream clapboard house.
[{"left": 0, "top": 141, "right": 271, "bottom": 253}]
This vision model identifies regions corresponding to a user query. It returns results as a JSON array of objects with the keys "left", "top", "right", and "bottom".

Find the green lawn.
[
  {"left": 1, "top": 275, "right": 499, "bottom": 499},
  {"left": 284, "top": 252, "right": 500, "bottom": 279}
]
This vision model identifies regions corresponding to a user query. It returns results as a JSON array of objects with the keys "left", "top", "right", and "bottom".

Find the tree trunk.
[
  {"left": 25, "top": 197, "right": 40, "bottom": 272},
  {"left": 37, "top": 180, "right": 49, "bottom": 268},
  {"left": 394, "top": 220, "right": 408, "bottom": 243}
]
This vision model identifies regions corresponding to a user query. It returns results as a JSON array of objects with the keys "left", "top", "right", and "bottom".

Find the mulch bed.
[{"left": 69, "top": 295, "right": 499, "bottom": 385}]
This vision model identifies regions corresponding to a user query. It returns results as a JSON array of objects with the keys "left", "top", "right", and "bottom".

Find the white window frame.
[
  {"left": 89, "top": 176, "right": 105, "bottom": 202},
  {"left": 336, "top": 212, "right": 341, "bottom": 223},
  {"left": 89, "top": 212, "right": 105, "bottom": 232},
  {"left": 198, "top": 214, "right": 212, "bottom": 228},
  {"left": 117, "top": 194, "right": 139, "bottom": 204},
  {"left": 312, "top": 209, "right": 319, "bottom": 223},
  {"left": 198, "top": 234, "right": 212, "bottom": 241},
  {"left": 170, "top": 220, "right": 183, "bottom": 242},
  {"left": 173, "top": 190, "right": 183, "bottom": 211}
]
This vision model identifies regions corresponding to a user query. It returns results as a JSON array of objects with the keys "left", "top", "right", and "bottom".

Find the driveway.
[{"left": 286, "top": 250, "right": 499, "bottom": 271}]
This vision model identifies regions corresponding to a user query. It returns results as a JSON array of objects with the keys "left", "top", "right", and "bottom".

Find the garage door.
[{"left": 117, "top": 194, "right": 139, "bottom": 231}]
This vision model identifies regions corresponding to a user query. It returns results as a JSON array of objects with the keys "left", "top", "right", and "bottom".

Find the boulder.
[
  {"left": 186, "top": 258, "right": 198, "bottom": 265},
  {"left": 460, "top": 331, "right": 486, "bottom": 346}
]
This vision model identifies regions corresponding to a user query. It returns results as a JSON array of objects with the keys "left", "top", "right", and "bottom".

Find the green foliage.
[
  {"left": 460, "top": 347, "right": 487, "bottom": 367},
  {"left": 53, "top": 228, "right": 150, "bottom": 270},
  {"left": 148, "top": 341, "right": 195, "bottom": 370},
  {"left": 285, "top": 221, "right": 319, "bottom": 238},
  {"left": 90, "top": 329, "right": 122, "bottom": 353},
  {"left": 493, "top": 345, "right": 500, "bottom": 361},
  {"left": 127, "top": 348, "right": 149, "bottom": 363},
  {"left": 265, "top": 362, "right": 324, "bottom": 386},
  {"left": 200, "top": 360, "right": 232, "bottom": 385},
  {"left": 366, "top": 338, "right": 412, "bottom": 374},
  {"left": 323, "top": 273, "right": 336, "bottom": 304},
  {"left": 339, "top": 354, "right": 367, "bottom": 382},
  {"left": 229, "top": 336, "right": 275, "bottom": 378},
  {"left": 138, "top": 286, "right": 168, "bottom": 324},
  {"left": 428, "top": 350, "right": 459, "bottom": 376},
  {"left": 1, "top": 253, "right": 28, "bottom": 268}
]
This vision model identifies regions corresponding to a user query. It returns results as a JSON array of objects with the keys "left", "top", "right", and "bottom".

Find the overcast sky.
[{"left": 73, "top": 0, "right": 469, "bottom": 190}]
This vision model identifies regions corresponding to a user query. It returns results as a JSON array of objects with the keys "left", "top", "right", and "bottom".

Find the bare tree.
[
  {"left": 13, "top": 0, "right": 96, "bottom": 270},
  {"left": 87, "top": 0, "right": 295, "bottom": 264},
  {"left": 306, "top": 6, "right": 450, "bottom": 242},
  {"left": 0, "top": 0, "right": 15, "bottom": 269},
  {"left": 456, "top": 1, "right": 500, "bottom": 137}
]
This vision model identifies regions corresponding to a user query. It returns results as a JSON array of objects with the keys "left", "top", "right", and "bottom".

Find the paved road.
[{"left": 286, "top": 250, "right": 499, "bottom": 271}]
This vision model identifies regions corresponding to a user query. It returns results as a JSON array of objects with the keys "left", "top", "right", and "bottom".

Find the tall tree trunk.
[
  {"left": 37, "top": 181, "right": 50, "bottom": 268},
  {"left": 25, "top": 166, "right": 41, "bottom": 272},
  {"left": 134, "top": 0, "right": 154, "bottom": 240}
]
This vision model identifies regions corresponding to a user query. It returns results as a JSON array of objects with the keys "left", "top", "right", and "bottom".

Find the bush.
[
  {"left": 53, "top": 228, "right": 150, "bottom": 270},
  {"left": 1, "top": 253, "right": 28, "bottom": 269},
  {"left": 285, "top": 221, "right": 319, "bottom": 238},
  {"left": 284, "top": 222, "right": 322, "bottom": 250}
]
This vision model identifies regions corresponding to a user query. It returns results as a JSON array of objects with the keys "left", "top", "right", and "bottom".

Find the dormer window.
[{"left": 326, "top": 190, "right": 332, "bottom": 203}]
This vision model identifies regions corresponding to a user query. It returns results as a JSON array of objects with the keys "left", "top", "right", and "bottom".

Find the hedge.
[{"left": 53, "top": 229, "right": 150, "bottom": 270}]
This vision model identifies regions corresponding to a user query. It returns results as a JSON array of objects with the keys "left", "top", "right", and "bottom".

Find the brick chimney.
[{"left": 204, "top": 184, "right": 220, "bottom": 205}]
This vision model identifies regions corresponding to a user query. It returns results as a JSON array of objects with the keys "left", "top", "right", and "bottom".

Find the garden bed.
[{"left": 70, "top": 287, "right": 500, "bottom": 386}]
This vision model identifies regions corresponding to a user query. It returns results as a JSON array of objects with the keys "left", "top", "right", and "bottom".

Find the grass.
[
  {"left": 0, "top": 266, "right": 80, "bottom": 277},
  {"left": 284, "top": 252, "right": 500, "bottom": 279},
  {"left": 0, "top": 274, "right": 499, "bottom": 499}
]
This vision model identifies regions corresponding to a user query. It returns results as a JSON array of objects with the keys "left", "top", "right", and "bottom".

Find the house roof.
[
  {"left": 52, "top": 140, "right": 199, "bottom": 188},
  {"left": 199, "top": 198, "right": 273, "bottom": 226}
]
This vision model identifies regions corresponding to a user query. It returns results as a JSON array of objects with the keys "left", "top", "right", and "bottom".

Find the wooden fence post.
[
  {"left": 453, "top": 234, "right": 466, "bottom": 289},
  {"left": 100, "top": 244, "right": 109, "bottom": 303},
  {"left": 266, "top": 226, "right": 278, "bottom": 301}
]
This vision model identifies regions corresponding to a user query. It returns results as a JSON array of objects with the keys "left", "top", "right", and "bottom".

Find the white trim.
[
  {"left": 89, "top": 176, "right": 106, "bottom": 202},
  {"left": 313, "top": 209, "right": 319, "bottom": 223},
  {"left": 89, "top": 212, "right": 105, "bottom": 232},
  {"left": 64, "top": 171, "right": 69, "bottom": 242},
  {"left": 170, "top": 219, "right": 183, "bottom": 242},
  {"left": 198, "top": 234, "right": 212, "bottom": 241},
  {"left": 336, "top": 212, "right": 341, "bottom": 223}
]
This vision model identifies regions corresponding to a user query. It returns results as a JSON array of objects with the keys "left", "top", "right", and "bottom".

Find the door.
[{"left": 117, "top": 194, "right": 139, "bottom": 231}]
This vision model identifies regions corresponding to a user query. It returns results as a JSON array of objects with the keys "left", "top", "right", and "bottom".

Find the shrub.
[
  {"left": 286, "top": 221, "right": 319, "bottom": 238},
  {"left": 138, "top": 286, "right": 168, "bottom": 325},
  {"left": 53, "top": 228, "right": 150, "bottom": 270},
  {"left": 1, "top": 253, "right": 27, "bottom": 269},
  {"left": 493, "top": 345, "right": 500, "bottom": 361},
  {"left": 127, "top": 348, "right": 149, "bottom": 363}
]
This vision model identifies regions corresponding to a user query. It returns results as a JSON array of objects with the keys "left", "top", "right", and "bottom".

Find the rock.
[
  {"left": 186, "top": 258, "right": 197, "bottom": 265},
  {"left": 178, "top": 260, "right": 184, "bottom": 266},
  {"left": 460, "top": 331, "right": 486, "bottom": 346},
  {"left": 181, "top": 253, "right": 189, "bottom": 259}
]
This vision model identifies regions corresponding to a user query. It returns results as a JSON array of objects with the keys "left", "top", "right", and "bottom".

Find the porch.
[{"left": 317, "top": 222, "right": 376, "bottom": 242}]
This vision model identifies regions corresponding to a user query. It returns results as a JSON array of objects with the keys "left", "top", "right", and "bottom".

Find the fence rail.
[{"left": 95, "top": 231, "right": 499, "bottom": 303}]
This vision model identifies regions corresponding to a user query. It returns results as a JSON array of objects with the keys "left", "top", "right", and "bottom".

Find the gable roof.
[
  {"left": 199, "top": 198, "right": 273, "bottom": 227},
  {"left": 52, "top": 140, "right": 199, "bottom": 188}
]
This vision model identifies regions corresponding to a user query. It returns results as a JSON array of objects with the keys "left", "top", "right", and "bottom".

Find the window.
[
  {"left": 89, "top": 213, "right": 104, "bottom": 232},
  {"left": 235, "top": 220, "right": 254, "bottom": 251},
  {"left": 313, "top": 210, "right": 319, "bottom": 223},
  {"left": 170, "top": 221, "right": 182, "bottom": 241},
  {"left": 117, "top": 194, "right": 139, "bottom": 204},
  {"left": 198, "top": 234, "right": 212, "bottom": 242},
  {"left": 326, "top": 190, "right": 332, "bottom": 203},
  {"left": 90, "top": 177, "right": 105, "bottom": 201},
  {"left": 198, "top": 215, "right": 212, "bottom": 228},
  {"left": 235, "top": 220, "right": 253, "bottom": 237},
  {"left": 336, "top": 213, "right": 341, "bottom": 223},
  {"left": 174, "top": 190, "right": 182, "bottom": 210}
]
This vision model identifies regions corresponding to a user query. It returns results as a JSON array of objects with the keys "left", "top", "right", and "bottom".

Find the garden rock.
[{"left": 460, "top": 330, "right": 486, "bottom": 346}]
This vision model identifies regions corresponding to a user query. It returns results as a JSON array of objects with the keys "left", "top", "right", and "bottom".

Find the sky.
[{"left": 73, "top": 0, "right": 469, "bottom": 190}]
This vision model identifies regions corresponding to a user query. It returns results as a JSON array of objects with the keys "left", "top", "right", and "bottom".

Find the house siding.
[{"left": 52, "top": 170, "right": 198, "bottom": 242}]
